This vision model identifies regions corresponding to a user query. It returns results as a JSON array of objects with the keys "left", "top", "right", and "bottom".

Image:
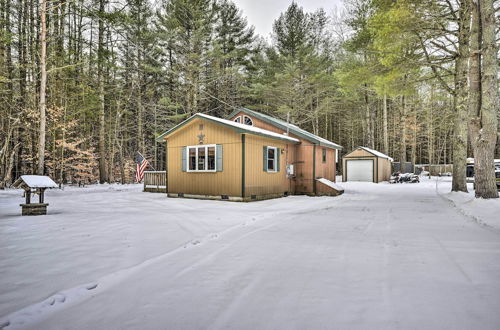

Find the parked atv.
[{"left": 390, "top": 172, "right": 419, "bottom": 184}]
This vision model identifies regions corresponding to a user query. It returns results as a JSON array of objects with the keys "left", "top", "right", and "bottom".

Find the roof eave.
[
  {"left": 156, "top": 113, "right": 299, "bottom": 144},
  {"left": 232, "top": 108, "right": 343, "bottom": 149},
  {"left": 319, "top": 141, "right": 343, "bottom": 150}
]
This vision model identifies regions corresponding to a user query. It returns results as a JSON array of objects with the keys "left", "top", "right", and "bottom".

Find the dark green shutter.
[
  {"left": 277, "top": 148, "right": 280, "bottom": 172},
  {"left": 263, "top": 146, "right": 268, "bottom": 171},
  {"left": 216, "top": 144, "right": 223, "bottom": 171},
  {"left": 181, "top": 147, "right": 187, "bottom": 171}
]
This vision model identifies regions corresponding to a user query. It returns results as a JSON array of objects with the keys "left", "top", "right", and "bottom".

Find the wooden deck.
[{"left": 143, "top": 171, "right": 167, "bottom": 193}]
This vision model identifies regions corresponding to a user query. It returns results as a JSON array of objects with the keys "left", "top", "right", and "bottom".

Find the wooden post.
[
  {"left": 25, "top": 189, "right": 31, "bottom": 204},
  {"left": 39, "top": 188, "right": 45, "bottom": 203}
]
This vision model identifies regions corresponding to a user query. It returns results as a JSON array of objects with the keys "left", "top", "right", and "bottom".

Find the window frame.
[
  {"left": 266, "top": 146, "right": 277, "bottom": 173},
  {"left": 186, "top": 144, "right": 217, "bottom": 172},
  {"left": 234, "top": 116, "right": 242, "bottom": 123},
  {"left": 322, "top": 148, "right": 327, "bottom": 163},
  {"left": 243, "top": 115, "right": 253, "bottom": 126}
]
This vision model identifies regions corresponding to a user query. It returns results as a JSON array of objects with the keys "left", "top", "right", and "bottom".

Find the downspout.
[
  {"left": 165, "top": 141, "right": 168, "bottom": 194},
  {"left": 241, "top": 134, "right": 246, "bottom": 198}
]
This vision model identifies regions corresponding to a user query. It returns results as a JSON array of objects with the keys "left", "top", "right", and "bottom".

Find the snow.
[
  {"left": 358, "top": 146, "right": 394, "bottom": 161},
  {"left": 159, "top": 113, "right": 300, "bottom": 143},
  {"left": 235, "top": 108, "right": 342, "bottom": 149},
  {"left": 316, "top": 177, "right": 344, "bottom": 192},
  {"left": 196, "top": 113, "right": 300, "bottom": 143},
  {"left": 13, "top": 176, "right": 58, "bottom": 189},
  {"left": 0, "top": 179, "right": 499, "bottom": 329},
  {"left": 434, "top": 176, "right": 500, "bottom": 231}
]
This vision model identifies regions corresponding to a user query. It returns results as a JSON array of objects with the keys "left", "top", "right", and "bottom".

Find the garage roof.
[{"left": 346, "top": 147, "right": 394, "bottom": 162}]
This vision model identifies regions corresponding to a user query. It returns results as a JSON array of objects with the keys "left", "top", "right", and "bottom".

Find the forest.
[{"left": 0, "top": 0, "right": 498, "bottom": 197}]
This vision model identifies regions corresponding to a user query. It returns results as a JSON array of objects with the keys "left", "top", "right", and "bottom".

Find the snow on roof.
[
  {"left": 316, "top": 178, "right": 344, "bottom": 192},
  {"left": 14, "top": 175, "right": 58, "bottom": 188},
  {"left": 359, "top": 147, "right": 394, "bottom": 161},
  {"left": 228, "top": 108, "right": 342, "bottom": 150},
  {"left": 196, "top": 113, "right": 300, "bottom": 143},
  {"left": 157, "top": 113, "right": 300, "bottom": 143}
]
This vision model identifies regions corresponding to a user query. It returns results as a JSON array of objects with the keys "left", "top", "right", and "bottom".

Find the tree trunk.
[
  {"left": 37, "top": 0, "right": 47, "bottom": 175},
  {"left": 428, "top": 86, "right": 434, "bottom": 164},
  {"left": 97, "top": 0, "right": 108, "bottom": 183},
  {"left": 383, "top": 93, "right": 388, "bottom": 155},
  {"left": 400, "top": 95, "right": 407, "bottom": 165},
  {"left": 468, "top": 0, "right": 498, "bottom": 198},
  {"left": 364, "top": 85, "right": 374, "bottom": 149},
  {"left": 451, "top": 0, "right": 470, "bottom": 192}
]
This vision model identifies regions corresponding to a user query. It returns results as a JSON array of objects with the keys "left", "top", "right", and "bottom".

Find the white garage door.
[{"left": 346, "top": 160, "right": 373, "bottom": 182}]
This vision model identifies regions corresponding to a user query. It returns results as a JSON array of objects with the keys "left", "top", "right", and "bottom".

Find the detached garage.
[{"left": 342, "top": 147, "right": 393, "bottom": 183}]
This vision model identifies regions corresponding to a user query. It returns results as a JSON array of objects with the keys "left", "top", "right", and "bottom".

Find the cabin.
[
  {"left": 156, "top": 108, "right": 343, "bottom": 201},
  {"left": 342, "top": 147, "right": 393, "bottom": 183}
]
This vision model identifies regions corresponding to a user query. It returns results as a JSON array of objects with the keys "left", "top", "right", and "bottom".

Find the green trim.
[
  {"left": 313, "top": 144, "right": 317, "bottom": 194},
  {"left": 156, "top": 113, "right": 298, "bottom": 144},
  {"left": 227, "top": 108, "right": 343, "bottom": 150},
  {"left": 242, "top": 134, "right": 246, "bottom": 198}
]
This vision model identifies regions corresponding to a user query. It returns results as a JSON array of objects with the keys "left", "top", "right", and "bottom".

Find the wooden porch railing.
[{"left": 143, "top": 171, "right": 167, "bottom": 193}]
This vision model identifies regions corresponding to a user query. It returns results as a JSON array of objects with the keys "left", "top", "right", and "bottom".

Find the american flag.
[{"left": 135, "top": 152, "right": 149, "bottom": 182}]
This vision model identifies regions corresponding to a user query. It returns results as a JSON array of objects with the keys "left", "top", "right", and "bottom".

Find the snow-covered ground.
[{"left": 0, "top": 178, "right": 499, "bottom": 329}]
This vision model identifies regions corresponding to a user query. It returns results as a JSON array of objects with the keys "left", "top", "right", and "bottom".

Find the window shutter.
[
  {"left": 216, "top": 144, "right": 223, "bottom": 171},
  {"left": 263, "top": 146, "right": 268, "bottom": 171},
  {"left": 277, "top": 148, "right": 280, "bottom": 172},
  {"left": 181, "top": 147, "right": 187, "bottom": 172}
]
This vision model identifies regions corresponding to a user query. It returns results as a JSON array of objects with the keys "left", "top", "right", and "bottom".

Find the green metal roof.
[
  {"left": 227, "top": 108, "right": 343, "bottom": 150},
  {"left": 156, "top": 113, "right": 300, "bottom": 143}
]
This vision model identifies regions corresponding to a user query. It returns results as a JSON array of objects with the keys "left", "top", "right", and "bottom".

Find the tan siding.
[
  {"left": 166, "top": 118, "right": 242, "bottom": 197},
  {"left": 230, "top": 112, "right": 284, "bottom": 134},
  {"left": 344, "top": 148, "right": 373, "bottom": 158},
  {"left": 244, "top": 135, "right": 293, "bottom": 196},
  {"left": 294, "top": 144, "right": 314, "bottom": 193},
  {"left": 377, "top": 158, "right": 392, "bottom": 182},
  {"left": 315, "top": 147, "right": 337, "bottom": 182}
]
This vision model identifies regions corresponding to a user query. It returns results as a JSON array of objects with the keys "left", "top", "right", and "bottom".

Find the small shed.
[
  {"left": 12, "top": 175, "right": 58, "bottom": 215},
  {"left": 342, "top": 147, "right": 393, "bottom": 183}
]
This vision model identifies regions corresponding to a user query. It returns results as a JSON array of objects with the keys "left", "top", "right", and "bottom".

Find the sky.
[{"left": 232, "top": 0, "right": 345, "bottom": 40}]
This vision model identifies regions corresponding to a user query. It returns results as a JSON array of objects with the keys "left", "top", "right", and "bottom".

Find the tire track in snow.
[{"left": 0, "top": 199, "right": 344, "bottom": 329}]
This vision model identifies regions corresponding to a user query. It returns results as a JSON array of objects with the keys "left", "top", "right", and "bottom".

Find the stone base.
[{"left": 20, "top": 203, "right": 49, "bottom": 216}]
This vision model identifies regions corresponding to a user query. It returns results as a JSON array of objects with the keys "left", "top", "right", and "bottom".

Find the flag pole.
[{"left": 138, "top": 151, "right": 156, "bottom": 171}]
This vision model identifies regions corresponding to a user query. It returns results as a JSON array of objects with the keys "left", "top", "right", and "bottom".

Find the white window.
[
  {"left": 187, "top": 145, "right": 216, "bottom": 172},
  {"left": 267, "top": 147, "right": 277, "bottom": 172},
  {"left": 243, "top": 115, "right": 253, "bottom": 126},
  {"left": 234, "top": 116, "right": 241, "bottom": 123}
]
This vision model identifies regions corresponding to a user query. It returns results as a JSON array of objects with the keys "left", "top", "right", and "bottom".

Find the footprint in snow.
[
  {"left": 211, "top": 234, "right": 219, "bottom": 239},
  {"left": 191, "top": 240, "right": 201, "bottom": 245},
  {"left": 86, "top": 283, "right": 98, "bottom": 290},
  {"left": 43, "top": 293, "right": 66, "bottom": 308},
  {"left": 0, "top": 320, "right": 10, "bottom": 329}
]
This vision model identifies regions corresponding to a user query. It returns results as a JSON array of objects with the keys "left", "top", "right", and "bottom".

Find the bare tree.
[{"left": 37, "top": 0, "right": 47, "bottom": 175}]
